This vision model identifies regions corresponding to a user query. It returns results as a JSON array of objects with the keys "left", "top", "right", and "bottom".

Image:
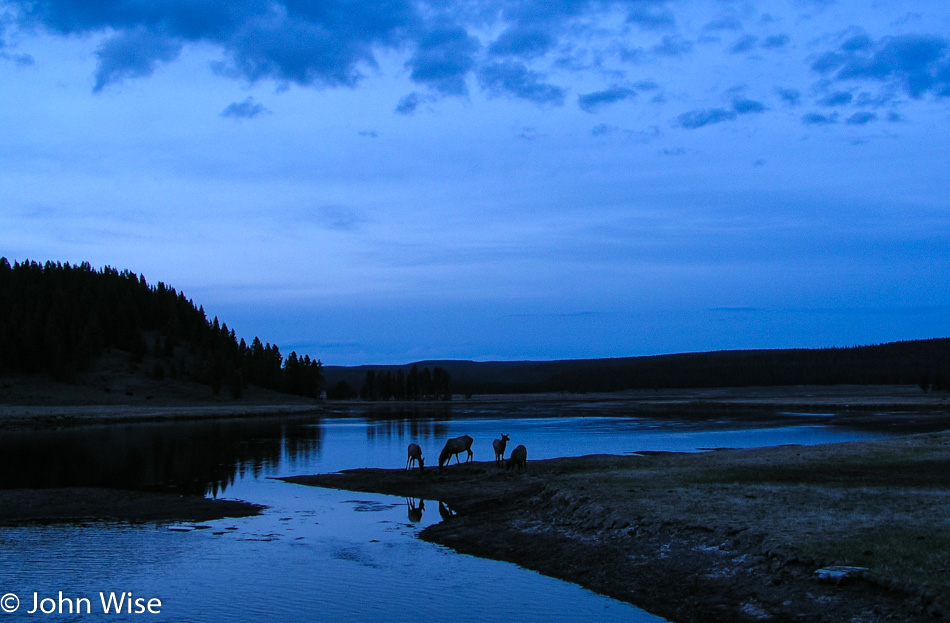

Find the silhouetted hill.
[
  {"left": 0, "top": 259, "right": 323, "bottom": 399},
  {"left": 324, "top": 339, "right": 950, "bottom": 397}
]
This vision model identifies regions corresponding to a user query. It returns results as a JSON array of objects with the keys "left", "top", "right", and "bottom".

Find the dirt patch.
[
  {"left": 282, "top": 432, "right": 950, "bottom": 622},
  {"left": 0, "top": 488, "right": 263, "bottom": 526}
]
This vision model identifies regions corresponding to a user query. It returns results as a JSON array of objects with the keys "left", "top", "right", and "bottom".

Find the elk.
[
  {"left": 439, "top": 435, "right": 474, "bottom": 469},
  {"left": 506, "top": 444, "right": 527, "bottom": 473},
  {"left": 406, "top": 443, "right": 424, "bottom": 471},
  {"left": 492, "top": 434, "right": 510, "bottom": 466}
]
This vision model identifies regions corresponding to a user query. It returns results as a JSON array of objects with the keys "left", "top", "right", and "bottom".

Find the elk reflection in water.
[{"left": 406, "top": 498, "right": 425, "bottom": 522}]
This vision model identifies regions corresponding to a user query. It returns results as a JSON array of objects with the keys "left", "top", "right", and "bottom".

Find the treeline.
[
  {"left": 529, "top": 341, "right": 950, "bottom": 394},
  {"left": 461, "top": 341, "right": 950, "bottom": 394},
  {"left": 322, "top": 339, "right": 950, "bottom": 396},
  {"left": 0, "top": 258, "right": 323, "bottom": 398},
  {"left": 326, "top": 364, "right": 451, "bottom": 401}
]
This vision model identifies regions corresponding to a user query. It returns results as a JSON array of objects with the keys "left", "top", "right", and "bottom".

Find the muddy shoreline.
[
  {"left": 283, "top": 431, "right": 950, "bottom": 623},
  {"left": 0, "top": 488, "right": 263, "bottom": 526}
]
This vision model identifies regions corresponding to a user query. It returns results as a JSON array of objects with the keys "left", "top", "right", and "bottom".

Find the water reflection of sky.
[{"left": 0, "top": 409, "right": 902, "bottom": 623}]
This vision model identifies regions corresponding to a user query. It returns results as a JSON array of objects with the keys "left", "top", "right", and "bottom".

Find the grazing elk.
[
  {"left": 406, "top": 442, "right": 424, "bottom": 471},
  {"left": 439, "top": 435, "right": 474, "bottom": 469},
  {"left": 506, "top": 444, "right": 527, "bottom": 473},
  {"left": 492, "top": 434, "right": 510, "bottom": 466}
]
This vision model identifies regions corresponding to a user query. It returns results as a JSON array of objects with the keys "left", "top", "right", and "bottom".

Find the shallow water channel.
[{"left": 0, "top": 402, "right": 900, "bottom": 622}]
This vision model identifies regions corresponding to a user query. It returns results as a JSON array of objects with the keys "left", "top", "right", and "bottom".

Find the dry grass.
[{"left": 537, "top": 432, "right": 950, "bottom": 605}]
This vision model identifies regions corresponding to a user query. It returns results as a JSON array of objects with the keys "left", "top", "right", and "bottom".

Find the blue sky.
[{"left": 2, "top": 0, "right": 948, "bottom": 365}]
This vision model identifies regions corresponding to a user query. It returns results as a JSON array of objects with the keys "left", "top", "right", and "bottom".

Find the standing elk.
[
  {"left": 492, "top": 434, "right": 510, "bottom": 466},
  {"left": 506, "top": 444, "right": 527, "bottom": 473},
  {"left": 406, "top": 443, "right": 424, "bottom": 471},
  {"left": 439, "top": 435, "right": 474, "bottom": 469}
]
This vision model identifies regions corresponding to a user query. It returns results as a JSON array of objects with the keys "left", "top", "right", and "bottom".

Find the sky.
[{"left": 1, "top": 0, "right": 949, "bottom": 366}]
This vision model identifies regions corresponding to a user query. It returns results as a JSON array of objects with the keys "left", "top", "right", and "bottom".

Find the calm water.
[{"left": 0, "top": 402, "right": 899, "bottom": 622}]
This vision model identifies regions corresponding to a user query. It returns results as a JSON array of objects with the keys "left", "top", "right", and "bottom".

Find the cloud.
[
  {"left": 776, "top": 87, "right": 802, "bottom": 106},
  {"left": 819, "top": 90, "right": 853, "bottom": 106},
  {"left": 578, "top": 86, "right": 637, "bottom": 112},
  {"left": 802, "top": 112, "right": 838, "bottom": 125},
  {"left": 626, "top": 5, "right": 676, "bottom": 30},
  {"left": 761, "top": 34, "right": 790, "bottom": 49},
  {"left": 477, "top": 61, "right": 565, "bottom": 106},
  {"left": 93, "top": 27, "right": 182, "bottom": 91},
  {"left": 704, "top": 16, "right": 743, "bottom": 32},
  {"left": 12, "top": 0, "right": 421, "bottom": 91},
  {"left": 812, "top": 33, "right": 950, "bottom": 99},
  {"left": 729, "top": 35, "right": 758, "bottom": 54},
  {"left": 395, "top": 91, "right": 428, "bottom": 115},
  {"left": 732, "top": 98, "right": 767, "bottom": 114},
  {"left": 652, "top": 35, "right": 693, "bottom": 57},
  {"left": 220, "top": 96, "right": 269, "bottom": 119},
  {"left": 590, "top": 123, "right": 615, "bottom": 136},
  {"left": 405, "top": 24, "right": 479, "bottom": 96},
  {"left": 845, "top": 111, "right": 877, "bottom": 125},
  {"left": 675, "top": 107, "right": 737, "bottom": 129},
  {"left": 488, "top": 27, "right": 555, "bottom": 59}
]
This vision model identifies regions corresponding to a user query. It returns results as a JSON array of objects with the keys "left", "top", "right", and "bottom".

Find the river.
[{"left": 0, "top": 401, "right": 900, "bottom": 622}]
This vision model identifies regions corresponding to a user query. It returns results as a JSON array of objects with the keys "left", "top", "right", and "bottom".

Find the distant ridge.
[{"left": 323, "top": 339, "right": 950, "bottom": 396}]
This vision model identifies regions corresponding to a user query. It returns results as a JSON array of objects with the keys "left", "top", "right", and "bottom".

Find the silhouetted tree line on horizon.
[
  {"left": 0, "top": 258, "right": 323, "bottom": 399},
  {"left": 443, "top": 340, "right": 950, "bottom": 395},
  {"left": 329, "top": 364, "right": 451, "bottom": 401},
  {"left": 323, "top": 339, "right": 950, "bottom": 396}
]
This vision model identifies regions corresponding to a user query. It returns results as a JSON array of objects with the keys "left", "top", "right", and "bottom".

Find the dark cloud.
[
  {"left": 578, "top": 86, "right": 637, "bottom": 112},
  {"left": 776, "top": 87, "right": 802, "bottom": 106},
  {"left": 704, "top": 16, "right": 743, "bottom": 31},
  {"left": 10, "top": 0, "right": 420, "bottom": 91},
  {"left": 220, "top": 96, "right": 269, "bottom": 119},
  {"left": 676, "top": 107, "right": 737, "bottom": 129},
  {"left": 395, "top": 92, "right": 426, "bottom": 115},
  {"left": 811, "top": 51, "right": 846, "bottom": 73},
  {"left": 802, "top": 112, "right": 838, "bottom": 125},
  {"left": 590, "top": 123, "right": 615, "bottom": 136},
  {"left": 819, "top": 90, "right": 853, "bottom": 106},
  {"left": 761, "top": 34, "right": 789, "bottom": 49},
  {"left": 840, "top": 33, "right": 873, "bottom": 52},
  {"left": 845, "top": 111, "right": 876, "bottom": 125},
  {"left": 626, "top": 5, "right": 676, "bottom": 30},
  {"left": 405, "top": 25, "right": 479, "bottom": 96},
  {"left": 652, "top": 35, "right": 693, "bottom": 57},
  {"left": 93, "top": 27, "right": 182, "bottom": 91},
  {"left": 729, "top": 35, "right": 758, "bottom": 54},
  {"left": 732, "top": 98, "right": 767, "bottom": 114},
  {"left": 813, "top": 33, "right": 950, "bottom": 99},
  {"left": 488, "top": 27, "right": 554, "bottom": 59},
  {"left": 633, "top": 79, "right": 659, "bottom": 91},
  {"left": 477, "top": 61, "right": 565, "bottom": 106}
]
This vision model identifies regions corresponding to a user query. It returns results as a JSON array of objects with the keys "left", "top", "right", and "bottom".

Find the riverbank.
[
  {"left": 3, "top": 382, "right": 948, "bottom": 431},
  {"left": 0, "top": 488, "right": 263, "bottom": 526},
  {"left": 282, "top": 431, "right": 950, "bottom": 623}
]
